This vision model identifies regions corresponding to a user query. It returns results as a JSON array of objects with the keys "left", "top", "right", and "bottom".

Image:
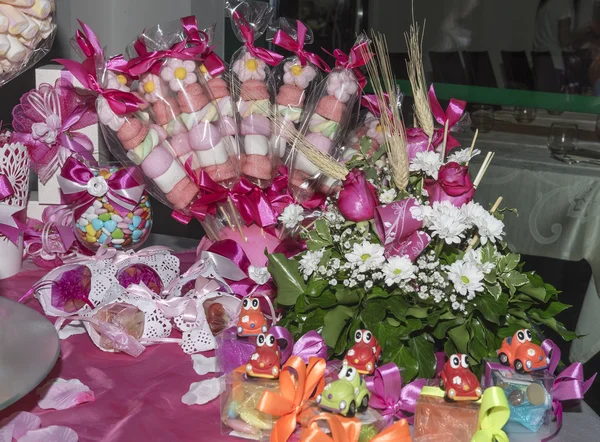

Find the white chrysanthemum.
[
  {"left": 474, "top": 212, "right": 505, "bottom": 245},
  {"left": 379, "top": 188, "right": 397, "bottom": 204},
  {"left": 278, "top": 204, "right": 305, "bottom": 229},
  {"left": 299, "top": 249, "right": 324, "bottom": 277},
  {"left": 409, "top": 151, "right": 444, "bottom": 179},
  {"left": 463, "top": 248, "right": 495, "bottom": 274},
  {"left": 410, "top": 200, "right": 428, "bottom": 221},
  {"left": 447, "top": 148, "right": 481, "bottom": 164},
  {"left": 345, "top": 241, "right": 386, "bottom": 271},
  {"left": 423, "top": 201, "right": 469, "bottom": 244},
  {"left": 462, "top": 201, "right": 488, "bottom": 226},
  {"left": 447, "top": 260, "right": 485, "bottom": 297},
  {"left": 382, "top": 256, "right": 417, "bottom": 286}
]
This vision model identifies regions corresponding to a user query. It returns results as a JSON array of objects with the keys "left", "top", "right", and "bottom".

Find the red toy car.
[
  {"left": 246, "top": 333, "right": 281, "bottom": 379},
  {"left": 498, "top": 329, "right": 548, "bottom": 373},
  {"left": 343, "top": 329, "right": 382, "bottom": 375},
  {"left": 440, "top": 354, "right": 483, "bottom": 401},
  {"left": 236, "top": 297, "right": 268, "bottom": 337}
]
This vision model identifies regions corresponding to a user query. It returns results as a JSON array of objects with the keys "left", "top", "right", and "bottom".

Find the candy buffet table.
[
  {"left": 1, "top": 236, "right": 599, "bottom": 441},
  {"left": 461, "top": 130, "right": 600, "bottom": 364}
]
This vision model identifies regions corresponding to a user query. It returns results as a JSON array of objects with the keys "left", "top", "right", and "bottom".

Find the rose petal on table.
[
  {"left": 191, "top": 354, "right": 218, "bottom": 375},
  {"left": 37, "top": 378, "right": 95, "bottom": 410},
  {"left": 0, "top": 411, "right": 41, "bottom": 441},
  {"left": 19, "top": 426, "right": 79, "bottom": 442},
  {"left": 58, "top": 321, "right": 86, "bottom": 339},
  {"left": 181, "top": 376, "right": 224, "bottom": 406}
]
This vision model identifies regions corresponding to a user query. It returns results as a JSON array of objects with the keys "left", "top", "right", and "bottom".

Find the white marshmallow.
[
  {"left": 244, "top": 134, "right": 269, "bottom": 156},
  {"left": 152, "top": 160, "right": 187, "bottom": 193},
  {"left": 0, "top": 34, "right": 10, "bottom": 56},
  {"left": 196, "top": 139, "right": 229, "bottom": 167},
  {"left": 293, "top": 152, "right": 319, "bottom": 175},
  {"left": 6, "top": 34, "right": 27, "bottom": 62}
]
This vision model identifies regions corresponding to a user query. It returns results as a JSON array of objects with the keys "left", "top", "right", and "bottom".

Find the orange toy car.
[
  {"left": 236, "top": 297, "right": 268, "bottom": 337},
  {"left": 498, "top": 329, "right": 548, "bottom": 373},
  {"left": 440, "top": 353, "right": 483, "bottom": 401},
  {"left": 246, "top": 333, "right": 281, "bottom": 379}
]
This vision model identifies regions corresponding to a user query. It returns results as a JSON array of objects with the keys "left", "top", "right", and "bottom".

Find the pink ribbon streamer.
[
  {"left": 365, "top": 363, "right": 426, "bottom": 426},
  {"left": 232, "top": 10, "right": 284, "bottom": 67},
  {"left": 24, "top": 206, "right": 77, "bottom": 268},
  {"left": 270, "top": 325, "right": 328, "bottom": 364},
  {"left": 58, "top": 156, "right": 146, "bottom": 220},
  {"left": 181, "top": 16, "right": 226, "bottom": 77},
  {"left": 0, "top": 173, "right": 23, "bottom": 245},
  {"left": 272, "top": 20, "right": 330, "bottom": 71},
  {"left": 0, "top": 174, "right": 14, "bottom": 199},
  {"left": 428, "top": 85, "right": 466, "bottom": 152},
  {"left": 323, "top": 41, "right": 373, "bottom": 89},
  {"left": 361, "top": 93, "right": 390, "bottom": 119}
]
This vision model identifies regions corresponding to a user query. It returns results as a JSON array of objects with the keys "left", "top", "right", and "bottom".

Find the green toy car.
[{"left": 315, "top": 366, "right": 370, "bottom": 417}]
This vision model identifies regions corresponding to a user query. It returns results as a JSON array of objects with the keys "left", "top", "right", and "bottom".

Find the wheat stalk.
[
  {"left": 362, "top": 31, "right": 409, "bottom": 190},
  {"left": 405, "top": 21, "right": 434, "bottom": 138}
]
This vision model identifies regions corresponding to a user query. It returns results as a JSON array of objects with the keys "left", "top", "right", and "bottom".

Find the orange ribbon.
[
  {"left": 257, "top": 356, "right": 326, "bottom": 442},
  {"left": 300, "top": 414, "right": 413, "bottom": 442}
]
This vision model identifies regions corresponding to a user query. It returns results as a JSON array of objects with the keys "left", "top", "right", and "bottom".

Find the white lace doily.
[{"left": 0, "top": 142, "right": 30, "bottom": 207}]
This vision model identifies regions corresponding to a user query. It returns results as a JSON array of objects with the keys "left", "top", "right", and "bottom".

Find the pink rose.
[
  {"left": 406, "top": 127, "right": 439, "bottom": 162},
  {"left": 424, "top": 161, "right": 474, "bottom": 207},
  {"left": 338, "top": 169, "right": 379, "bottom": 222}
]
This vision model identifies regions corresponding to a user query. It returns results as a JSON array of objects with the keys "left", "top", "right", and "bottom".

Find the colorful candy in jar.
[{"left": 74, "top": 166, "right": 152, "bottom": 252}]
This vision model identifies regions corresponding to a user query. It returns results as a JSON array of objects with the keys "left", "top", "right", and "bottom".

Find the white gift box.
[{"left": 32, "top": 64, "right": 109, "bottom": 207}]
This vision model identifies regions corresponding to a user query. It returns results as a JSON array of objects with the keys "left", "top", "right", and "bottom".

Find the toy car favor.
[
  {"left": 343, "top": 329, "right": 382, "bottom": 375},
  {"left": 316, "top": 365, "right": 370, "bottom": 417},
  {"left": 440, "top": 353, "right": 483, "bottom": 401},
  {"left": 246, "top": 333, "right": 281, "bottom": 379},
  {"left": 236, "top": 297, "right": 268, "bottom": 337},
  {"left": 498, "top": 329, "right": 549, "bottom": 373}
]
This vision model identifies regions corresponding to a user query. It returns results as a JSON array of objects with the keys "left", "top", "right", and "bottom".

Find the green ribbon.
[{"left": 471, "top": 387, "right": 510, "bottom": 442}]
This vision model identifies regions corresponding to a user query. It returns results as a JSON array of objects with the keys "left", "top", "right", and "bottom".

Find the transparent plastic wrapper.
[
  {"left": 0, "top": 0, "right": 56, "bottom": 87},
  {"left": 288, "top": 35, "right": 370, "bottom": 202},
  {"left": 226, "top": 0, "right": 283, "bottom": 189},
  {"left": 266, "top": 18, "right": 328, "bottom": 160}
]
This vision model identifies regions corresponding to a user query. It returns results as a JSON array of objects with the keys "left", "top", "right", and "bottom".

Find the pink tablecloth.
[{"left": 0, "top": 252, "right": 238, "bottom": 441}]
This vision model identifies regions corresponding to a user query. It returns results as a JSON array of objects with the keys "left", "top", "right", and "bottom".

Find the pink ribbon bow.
[
  {"left": 232, "top": 10, "right": 284, "bottom": 67},
  {"left": 428, "top": 85, "right": 466, "bottom": 152},
  {"left": 374, "top": 198, "right": 431, "bottom": 260},
  {"left": 55, "top": 22, "right": 143, "bottom": 115},
  {"left": 272, "top": 20, "right": 330, "bottom": 71},
  {"left": 366, "top": 363, "right": 427, "bottom": 426},
  {"left": 0, "top": 174, "right": 24, "bottom": 245},
  {"left": 324, "top": 41, "right": 373, "bottom": 89},
  {"left": 540, "top": 339, "right": 597, "bottom": 442},
  {"left": 57, "top": 156, "right": 146, "bottom": 220},
  {"left": 24, "top": 206, "right": 77, "bottom": 268},
  {"left": 181, "top": 16, "right": 226, "bottom": 77}
]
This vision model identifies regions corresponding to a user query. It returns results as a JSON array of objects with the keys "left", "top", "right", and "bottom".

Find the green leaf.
[
  {"left": 404, "top": 318, "right": 423, "bottom": 332},
  {"left": 335, "top": 288, "right": 361, "bottom": 306},
  {"left": 440, "top": 310, "right": 458, "bottom": 320},
  {"left": 444, "top": 339, "right": 458, "bottom": 356},
  {"left": 541, "top": 302, "right": 571, "bottom": 318},
  {"left": 480, "top": 241, "right": 497, "bottom": 264},
  {"left": 484, "top": 268, "right": 497, "bottom": 284},
  {"left": 295, "top": 294, "right": 310, "bottom": 314},
  {"left": 448, "top": 322, "right": 469, "bottom": 353},
  {"left": 476, "top": 293, "right": 508, "bottom": 324},
  {"left": 390, "top": 345, "right": 419, "bottom": 382},
  {"left": 486, "top": 282, "right": 502, "bottom": 300},
  {"left": 372, "top": 146, "right": 386, "bottom": 162},
  {"left": 387, "top": 296, "right": 410, "bottom": 319},
  {"left": 362, "top": 301, "right": 387, "bottom": 330},
  {"left": 406, "top": 307, "right": 429, "bottom": 319},
  {"left": 433, "top": 319, "right": 460, "bottom": 340},
  {"left": 315, "top": 219, "right": 333, "bottom": 243},
  {"left": 335, "top": 317, "right": 360, "bottom": 355},
  {"left": 311, "top": 290, "right": 338, "bottom": 309},
  {"left": 306, "top": 279, "right": 329, "bottom": 298},
  {"left": 364, "top": 167, "right": 379, "bottom": 182},
  {"left": 301, "top": 309, "right": 327, "bottom": 333},
  {"left": 519, "top": 283, "right": 547, "bottom": 302},
  {"left": 360, "top": 136, "right": 371, "bottom": 155},
  {"left": 269, "top": 253, "right": 306, "bottom": 306},
  {"left": 498, "top": 253, "right": 520, "bottom": 273},
  {"left": 306, "top": 234, "right": 330, "bottom": 251},
  {"left": 504, "top": 271, "right": 530, "bottom": 288},
  {"left": 409, "top": 336, "right": 436, "bottom": 379},
  {"left": 322, "top": 306, "right": 355, "bottom": 347},
  {"left": 529, "top": 312, "right": 578, "bottom": 341},
  {"left": 366, "top": 286, "right": 392, "bottom": 300},
  {"left": 427, "top": 310, "right": 441, "bottom": 327}
]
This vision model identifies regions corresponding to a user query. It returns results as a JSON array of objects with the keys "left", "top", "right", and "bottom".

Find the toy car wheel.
[
  {"left": 498, "top": 352, "right": 509, "bottom": 365},
  {"left": 358, "top": 395, "right": 369, "bottom": 412},
  {"left": 347, "top": 401, "right": 356, "bottom": 418},
  {"left": 439, "top": 378, "right": 445, "bottom": 390},
  {"left": 514, "top": 359, "right": 524, "bottom": 373}
]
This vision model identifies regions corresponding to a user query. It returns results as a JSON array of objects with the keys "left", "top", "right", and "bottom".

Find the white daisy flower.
[
  {"left": 447, "top": 148, "right": 481, "bottom": 165},
  {"left": 379, "top": 188, "right": 397, "bottom": 204},
  {"left": 278, "top": 204, "right": 305, "bottom": 229},
  {"left": 299, "top": 249, "right": 324, "bottom": 277},
  {"left": 382, "top": 256, "right": 417, "bottom": 286},
  {"left": 447, "top": 260, "right": 485, "bottom": 297},
  {"left": 345, "top": 241, "right": 386, "bottom": 271},
  {"left": 423, "top": 201, "right": 469, "bottom": 244},
  {"left": 409, "top": 151, "right": 444, "bottom": 179},
  {"left": 474, "top": 212, "right": 505, "bottom": 245},
  {"left": 462, "top": 201, "right": 488, "bottom": 226}
]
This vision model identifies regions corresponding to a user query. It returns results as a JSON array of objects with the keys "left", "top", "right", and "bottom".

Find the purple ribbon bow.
[
  {"left": 57, "top": 156, "right": 145, "bottom": 220},
  {"left": 232, "top": 10, "right": 284, "bottom": 67},
  {"left": 0, "top": 174, "right": 24, "bottom": 245},
  {"left": 365, "top": 363, "right": 426, "bottom": 426},
  {"left": 374, "top": 198, "right": 431, "bottom": 261},
  {"left": 323, "top": 41, "right": 373, "bottom": 89},
  {"left": 272, "top": 20, "right": 330, "bottom": 71},
  {"left": 270, "top": 326, "right": 328, "bottom": 364},
  {"left": 428, "top": 85, "right": 466, "bottom": 152}
]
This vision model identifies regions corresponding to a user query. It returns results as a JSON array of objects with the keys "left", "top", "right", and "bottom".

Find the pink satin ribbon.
[
  {"left": 324, "top": 41, "right": 373, "bottom": 89},
  {"left": 540, "top": 339, "right": 597, "bottom": 442},
  {"left": 361, "top": 93, "right": 390, "bottom": 119},
  {"left": 428, "top": 85, "right": 466, "bottom": 151},
  {"left": 0, "top": 173, "right": 23, "bottom": 245},
  {"left": 365, "top": 363, "right": 426, "bottom": 425},
  {"left": 232, "top": 10, "right": 284, "bottom": 67},
  {"left": 270, "top": 326, "right": 328, "bottom": 364},
  {"left": 24, "top": 205, "right": 77, "bottom": 266},
  {"left": 272, "top": 20, "right": 329, "bottom": 71},
  {"left": 58, "top": 156, "right": 146, "bottom": 220},
  {"left": 181, "top": 16, "right": 226, "bottom": 77}
]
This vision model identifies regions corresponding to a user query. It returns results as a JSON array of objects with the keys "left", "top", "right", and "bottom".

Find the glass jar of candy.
[{"left": 73, "top": 163, "right": 153, "bottom": 252}]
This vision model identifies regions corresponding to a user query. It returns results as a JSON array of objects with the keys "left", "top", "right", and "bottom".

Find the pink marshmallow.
[
  {"left": 220, "top": 115, "right": 238, "bottom": 137},
  {"left": 240, "top": 114, "right": 271, "bottom": 137},
  {"left": 305, "top": 132, "right": 332, "bottom": 153},
  {"left": 141, "top": 146, "right": 173, "bottom": 179},
  {"left": 169, "top": 132, "right": 193, "bottom": 156},
  {"left": 152, "top": 124, "right": 168, "bottom": 142},
  {"left": 188, "top": 121, "right": 223, "bottom": 151}
]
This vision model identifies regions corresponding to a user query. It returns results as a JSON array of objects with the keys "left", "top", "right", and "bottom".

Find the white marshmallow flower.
[
  {"left": 161, "top": 59, "right": 198, "bottom": 92},
  {"left": 326, "top": 70, "right": 358, "bottom": 103}
]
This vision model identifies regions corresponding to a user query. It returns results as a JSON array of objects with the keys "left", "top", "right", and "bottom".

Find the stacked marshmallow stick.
[
  {"left": 227, "top": 1, "right": 284, "bottom": 189},
  {"left": 0, "top": 0, "right": 55, "bottom": 83},
  {"left": 268, "top": 18, "right": 329, "bottom": 160},
  {"left": 289, "top": 38, "right": 371, "bottom": 199}
]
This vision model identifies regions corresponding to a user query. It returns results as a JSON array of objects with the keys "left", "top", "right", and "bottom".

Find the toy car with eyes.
[
  {"left": 498, "top": 329, "right": 548, "bottom": 373},
  {"left": 236, "top": 297, "right": 268, "bottom": 337},
  {"left": 440, "top": 353, "right": 483, "bottom": 401},
  {"left": 246, "top": 333, "right": 281, "bottom": 379},
  {"left": 316, "top": 365, "right": 369, "bottom": 417},
  {"left": 342, "top": 329, "right": 382, "bottom": 375}
]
